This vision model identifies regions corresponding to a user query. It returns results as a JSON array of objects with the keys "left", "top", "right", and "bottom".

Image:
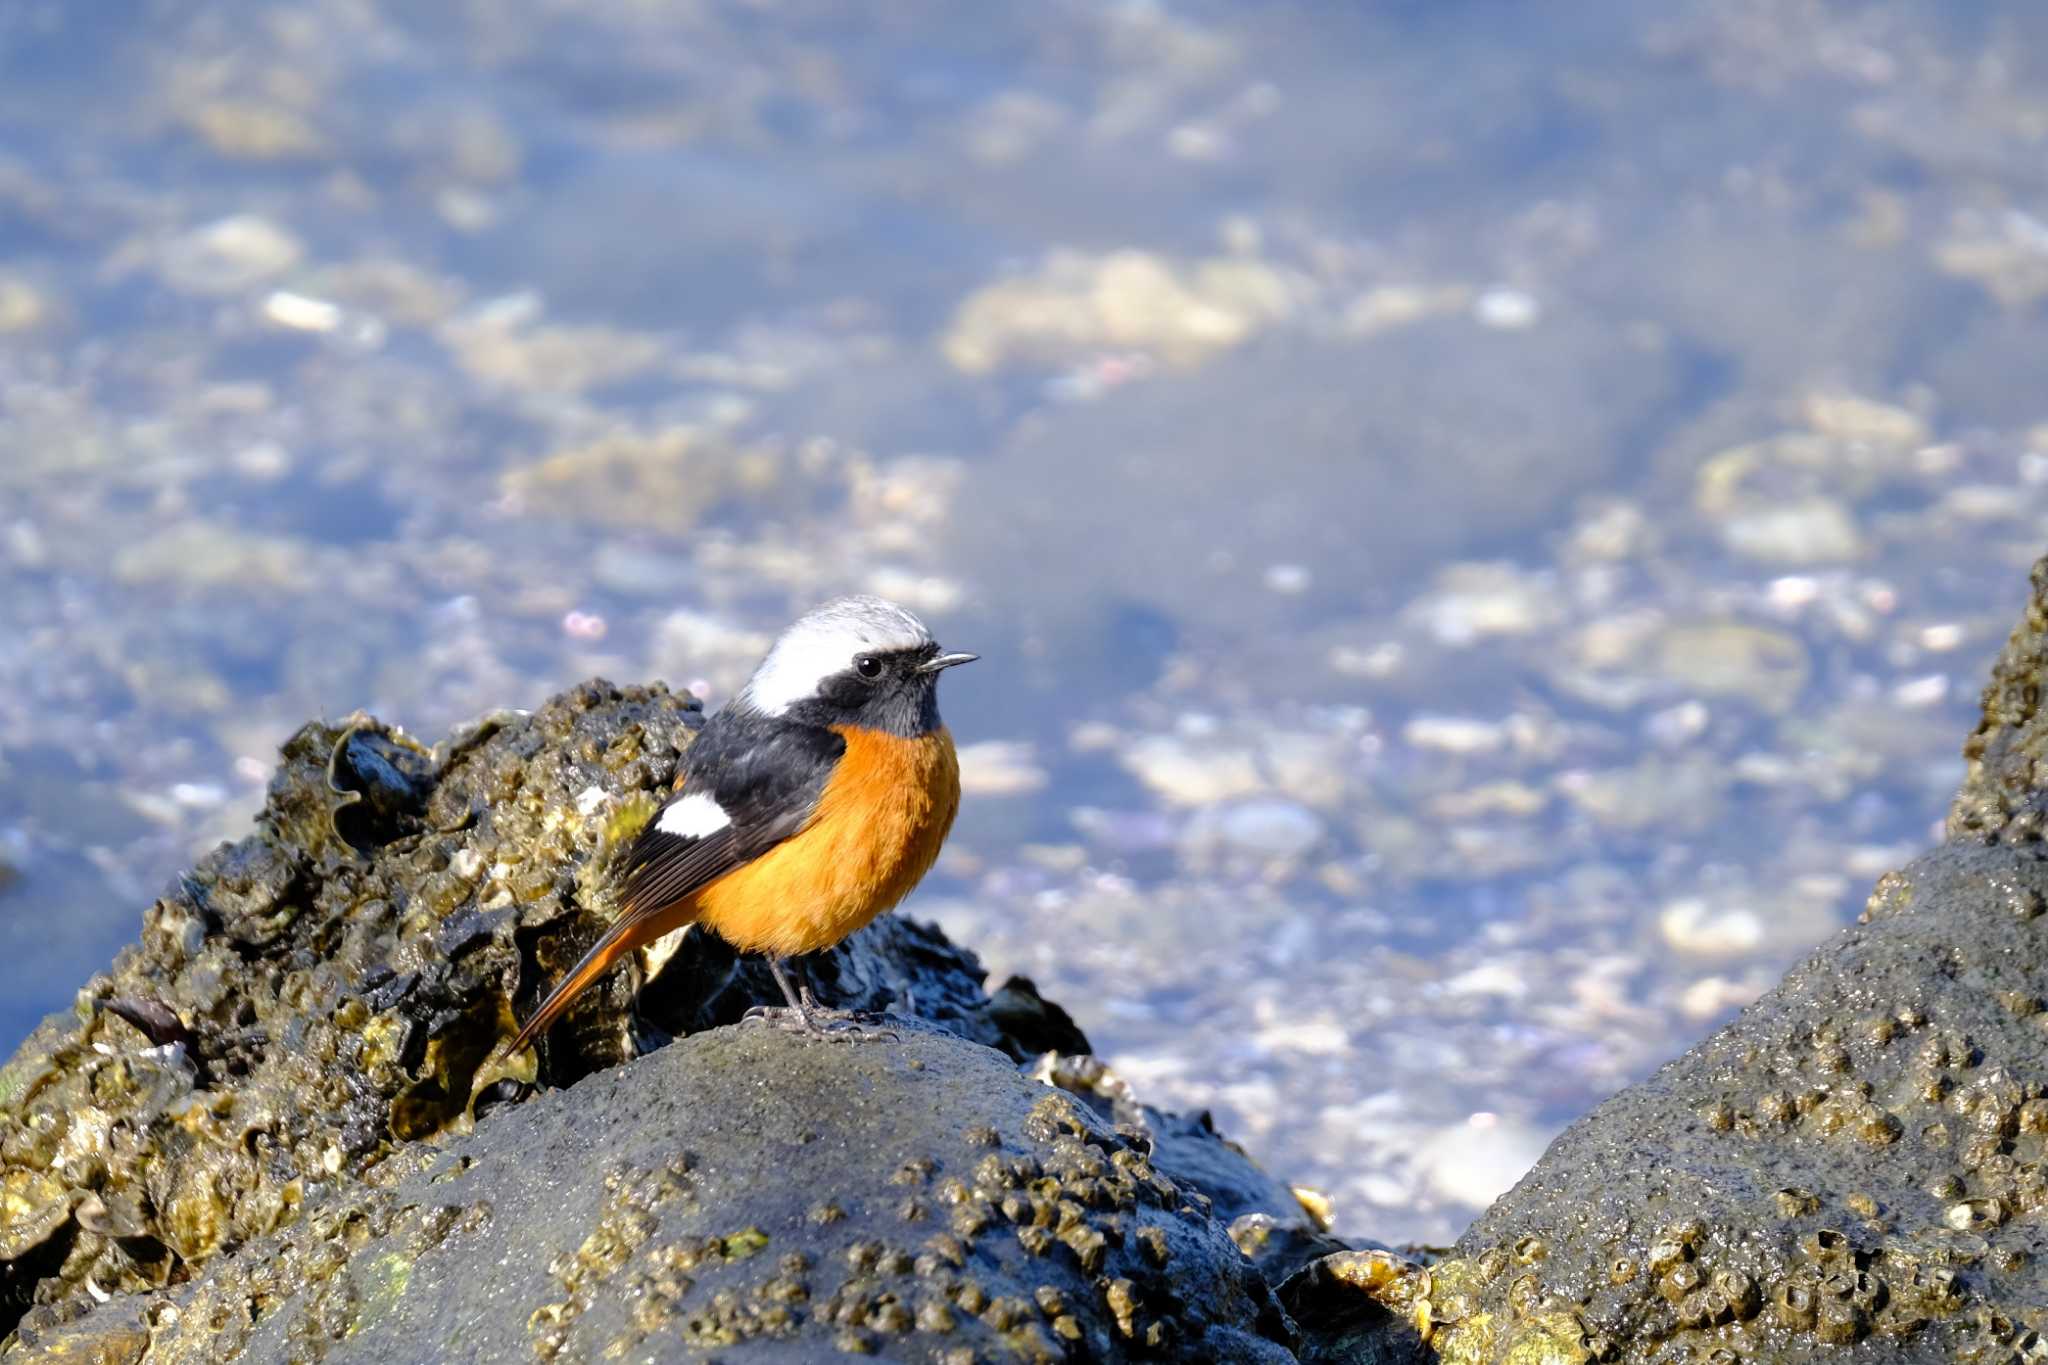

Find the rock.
[
  {"left": 953, "top": 739, "right": 1050, "bottom": 798},
  {"left": 45, "top": 539, "right": 2048, "bottom": 1359},
  {"left": 109, "top": 521, "right": 315, "bottom": 594},
  {"left": 1, "top": 689, "right": 724, "bottom": 1338},
  {"left": 14, "top": 1302, "right": 148, "bottom": 1365},
  {"left": 1285, "top": 549, "right": 2048, "bottom": 1362},
  {"left": 1183, "top": 799, "right": 1325, "bottom": 864},
  {"left": 0, "top": 679, "right": 1324, "bottom": 1358},
  {"left": 1414, "top": 841, "right": 2048, "bottom": 1362},
  {"left": 1950, "top": 553, "right": 2048, "bottom": 844},
  {"left": 940, "top": 247, "right": 1302, "bottom": 373},
  {"left": 1656, "top": 896, "right": 1766, "bottom": 959},
  {"left": 0, "top": 278, "right": 46, "bottom": 335},
  {"left": 1120, "top": 733, "right": 1268, "bottom": 807},
  {"left": 18, "top": 1022, "right": 1296, "bottom": 1363},
  {"left": 1412, "top": 1116, "right": 1553, "bottom": 1211},
  {"left": 1651, "top": 620, "right": 1811, "bottom": 713},
  {"left": 1291, "top": 842, "right": 2048, "bottom": 1362},
  {"left": 498, "top": 423, "right": 779, "bottom": 530},
  {"left": 1279, "top": 1250, "right": 1432, "bottom": 1365},
  {"left": 1404, "top": 561, "right": 1566, "bottom": 647},
  {"left": 1717, "top": 496, "right": 1864, "bottom": 564},
  {"left": 1026, "top": 1053, "right": 1347, "bottom": 1287}
]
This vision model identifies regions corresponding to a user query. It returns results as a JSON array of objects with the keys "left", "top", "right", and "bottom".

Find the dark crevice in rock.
[{"left": 0, "top": 1209, "right": 72, "bottom": 1344}]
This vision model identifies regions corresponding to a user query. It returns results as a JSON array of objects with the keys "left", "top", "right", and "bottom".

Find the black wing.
[
  {"left": 618, "top": 710, "right": 846, "bottom": 915},
  {"left": 508, "top": 712, "right": 845, "bottom": 1053}
]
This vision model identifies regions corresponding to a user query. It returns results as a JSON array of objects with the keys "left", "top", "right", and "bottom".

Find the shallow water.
[{"left": 4, "top": 0, "right": 2047, "bottom": 1244}]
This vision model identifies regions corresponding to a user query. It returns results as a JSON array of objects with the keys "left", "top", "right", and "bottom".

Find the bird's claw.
[{"left": 741, "top": 1004, "right": 896, "bottom": 1042}]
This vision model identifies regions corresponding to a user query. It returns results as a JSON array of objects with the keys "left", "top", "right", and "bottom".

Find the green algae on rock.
[
  {"left": 20, "top": 1022, "right": 1298, "bottom": 1363},
  {"left": 0, "top": 680, "right": 1103, "bottom": 1348}
]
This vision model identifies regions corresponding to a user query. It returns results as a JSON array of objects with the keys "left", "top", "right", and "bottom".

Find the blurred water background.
[{"left": 5, "top": 0, "right": 2048, "bottom": 1245}]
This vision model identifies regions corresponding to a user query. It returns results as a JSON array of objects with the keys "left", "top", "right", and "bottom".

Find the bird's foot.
[
  {"left": 805, "top": 1006, "right": 899, "bottom": 1042},
  {"left": 741, "top": 1003, "right": 896, "bottom": 1042}
]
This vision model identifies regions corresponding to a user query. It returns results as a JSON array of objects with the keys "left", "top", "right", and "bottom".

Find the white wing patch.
[
  {"left": 739, "top": 595, "right": 933, "bottom": 715},
  {"left": 657, "top": 791, "right": 731, "bottom": 840}
]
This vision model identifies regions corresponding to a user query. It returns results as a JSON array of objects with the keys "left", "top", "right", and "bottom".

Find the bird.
[{"left": 507, "top": 596, "right": 975, "bottom": 1053}]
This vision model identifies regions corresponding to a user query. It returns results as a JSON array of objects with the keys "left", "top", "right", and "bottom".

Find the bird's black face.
[{"left": 789, "top": 642, "right": 976, "bottom": 736}]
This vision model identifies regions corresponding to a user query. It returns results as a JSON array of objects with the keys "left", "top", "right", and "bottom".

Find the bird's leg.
[
  {"left": 739, "top": 957, "right": 819, "bottom": 1033},
  {"left": 795, "top": 957, "right": 900, "bottom": 1041},
  {"left": 769, "top": 956, "right": 809, "bottom": 1014},
  {"left": 793, "top": 958, "right": 825, "bottom": 1015}
]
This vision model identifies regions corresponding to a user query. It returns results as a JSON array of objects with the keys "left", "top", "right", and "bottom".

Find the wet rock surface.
[
  {"left": 0, "top": 680, "right": 720, "bottom": 1339},
  {"left": 1025, "top": 1052, "right": 1350, "bottom": 1289},
  {"left": 20, "top": 1022, "right": 1297, "bottom": 1363},
  {"left": 1415, "top": 842, "right": 2048, "bottom": 1363}
]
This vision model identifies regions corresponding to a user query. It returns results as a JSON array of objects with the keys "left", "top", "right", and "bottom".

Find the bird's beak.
[{"left": 918, "top": 651, "right": 978, "bottom": 673}]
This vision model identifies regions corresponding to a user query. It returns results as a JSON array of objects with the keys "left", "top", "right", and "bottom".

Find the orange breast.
[{"left": 694, "top": 725, "right": 961, "bottom": 957}]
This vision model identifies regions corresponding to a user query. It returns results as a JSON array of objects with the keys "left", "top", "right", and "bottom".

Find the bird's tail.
[{"left": 506, "top": 899, "right": 693, "bottom": 1055}]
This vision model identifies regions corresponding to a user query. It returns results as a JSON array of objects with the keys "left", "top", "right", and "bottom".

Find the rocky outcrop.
[
  {"left": 0, "top": 680, "right": 1328, "bottom": 1361},
  {"left": 1303, "top": 844, "right": 2048, "bottom": 1362},
  {"left": 1950, "top": 553, "right": 2048, "bottom": 845},
  {"left": 24, "top": 552, "right": 2048, "bottom": 1361},
  {"left": 20, "top": 1021, "right": 1297, "bottom": 1363},
  {"left": 1287, "top": 557, "right": 2048, "bottom": 1362}
]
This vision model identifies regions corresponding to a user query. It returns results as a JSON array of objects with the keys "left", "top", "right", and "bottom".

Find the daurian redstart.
[{"left": 509, "top": 596, "right": 975, "bottom": 1049}]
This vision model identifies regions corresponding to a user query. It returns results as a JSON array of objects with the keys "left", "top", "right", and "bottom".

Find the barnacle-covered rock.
[
  {"left": 22, "top": 1021, "right": 1297, "bottom": 1363},
  {"left": 0, "top": 680, "right": 1116, "bottom": 1347},
  {"left": 1952, "top": 553, "right": 2048, "bottom": 844},
  {"left": 1281, "top": 551, "right": 2048, "bottom": 1362},
  {"left": 1404, "top": 841, "right": 2048, "bottom": 1362},
  {"left": 1028, "top": 1052, "right": 1348, "bottom": 1285},
  {"left": 1295, "top": 852, "right": 2048, "bottom": 1362}
]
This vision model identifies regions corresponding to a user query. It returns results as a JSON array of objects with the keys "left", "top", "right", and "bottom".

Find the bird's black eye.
[{"left": 854, "top": 654, "right": 883, "bottom": 680}]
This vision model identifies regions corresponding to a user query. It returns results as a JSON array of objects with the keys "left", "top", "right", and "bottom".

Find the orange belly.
[{"left": 693, "top": 725, "right": 960, "bottom": 957}]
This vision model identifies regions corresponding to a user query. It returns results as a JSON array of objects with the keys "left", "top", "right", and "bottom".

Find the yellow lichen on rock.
[
  {"left": 0, "top": 1166, "right": 71, "bottom": 1260},
  {"left": 1500, "top": 1312, "right": 1596, "bottom": 1365}
]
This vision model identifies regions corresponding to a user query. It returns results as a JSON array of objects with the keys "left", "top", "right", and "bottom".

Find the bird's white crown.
[{"left": 738, "top": 596, "right": 934, "bottom": 715}]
